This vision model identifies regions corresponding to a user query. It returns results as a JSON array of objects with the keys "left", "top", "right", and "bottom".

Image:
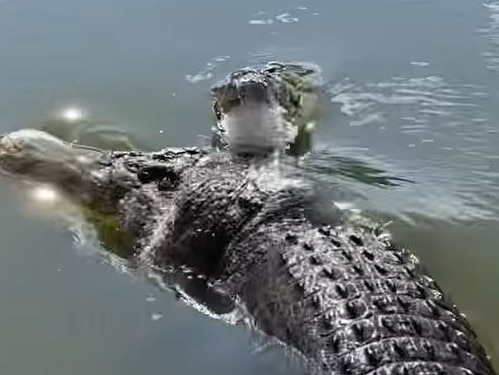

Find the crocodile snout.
[{"left": 0, "top": 129, "right": 102, "bottom": 197}]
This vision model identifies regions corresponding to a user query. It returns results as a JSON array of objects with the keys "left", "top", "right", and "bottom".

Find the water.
[{"left": 0, "top": 0, "right": 498, "bottom": 373}]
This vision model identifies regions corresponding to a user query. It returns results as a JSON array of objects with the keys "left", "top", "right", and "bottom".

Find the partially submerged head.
[
  {"left": 0, "top": 128, "right": 138, "bottom": 258},
  {"left": 211, "top": 61, "right": 323, "bottom": 157},
  {"left": 0, "top": 128, "right": 102, "bottom": 196},
  {"left": 211, "top": 64, "right": 298, "bottom": 155}
]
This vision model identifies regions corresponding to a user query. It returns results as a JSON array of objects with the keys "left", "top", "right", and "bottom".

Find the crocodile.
[{"left": 0, "top": 69, "right": 496, "bottom": 374}]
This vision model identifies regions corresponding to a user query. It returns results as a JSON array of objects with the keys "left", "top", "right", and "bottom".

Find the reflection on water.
[
  {"left": 39, "top": 107, "right": 150, "bottom": 152},
  {"left": 58, "top": 106, "right": 86, "bottom": 122}
]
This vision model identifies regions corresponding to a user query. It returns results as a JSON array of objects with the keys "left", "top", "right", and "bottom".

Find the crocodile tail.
[{"left": 222, "top": 206, "right": 496, "bottom": 375}]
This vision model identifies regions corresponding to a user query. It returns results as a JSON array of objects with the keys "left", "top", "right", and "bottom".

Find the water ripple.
[
  {"left": 330, "top": 76, "right": 485, "bottom": 135},
  {"left": 325, "top": 75, "right": 499, "bottom": 222},
  {"left": 185, "top": 55, "right": 230, "bottom": 84},
  {"left": 248, "top": 8, "right": 309, "bottom": 26},
  {"left": 482, "top": 1, "right": 499, "bottom": 71}
]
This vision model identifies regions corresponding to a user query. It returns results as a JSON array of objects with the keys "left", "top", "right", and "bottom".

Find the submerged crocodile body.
[
  {"left": 113, "top": 151, "right": 498, "bottom": 375},
  {"left": 0, "top": 130, "right": 495, "bottom": 375},
  {"left": 0, "top": 61, "right": 495, "bottom": 374}
]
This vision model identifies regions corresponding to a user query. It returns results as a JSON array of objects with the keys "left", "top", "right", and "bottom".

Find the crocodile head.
[
  {"left": 0, "top": 129, "right": 102, "bottom": 197},
  {"left": 0, "top": 128, "right": 146, "bottom": 259},
  {"left": 211, "top": 61, "right": 323, "bottom": 156},
  {"left": 211, "top": 64, "right": 299, "bottom": 155}
]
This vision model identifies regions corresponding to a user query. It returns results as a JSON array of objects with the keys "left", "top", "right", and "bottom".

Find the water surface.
[{"left": 0, "top": 0, "right": 498, "bottom": 373}]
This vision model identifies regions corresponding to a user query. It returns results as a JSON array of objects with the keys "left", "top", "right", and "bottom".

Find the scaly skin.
[
  {"left": 220, "top": 202, "right": 495, "bottom": 374},
  {"left": 84, "top": 149, "right": 495, "bottom": 375},
  {"left": 0, "top": 129, "right": 495, "bottom": 374},
  {"left": 0, "top": 101, "right": 495, "bottom": 375}
]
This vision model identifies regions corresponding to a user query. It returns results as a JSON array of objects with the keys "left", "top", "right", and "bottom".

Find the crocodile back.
[
  {"left": 150, "top": 154, "right": 271, "bottom": 275},
  {"left": 221, "top": 195, "right": 496, "bottom": 375}
]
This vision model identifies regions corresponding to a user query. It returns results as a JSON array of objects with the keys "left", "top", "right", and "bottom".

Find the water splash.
[
  {"left": 248, "top": 9, "right": 302, "bottom": 26},
  {"left": 29, "top": 184, "right": 60, "bottom": 205},
  {"left": 185, "top": 55, "right": 231, "bottom": 84},
  {"left": 275, "top": 13, "right": 299, "bottom": 24}
]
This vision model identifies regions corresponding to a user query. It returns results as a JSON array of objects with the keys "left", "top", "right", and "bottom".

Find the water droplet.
[
  {"left": 185, "top": 72, "right": 213, "bottom": 83},
  {"left": 275, "top": 13, "right": 299, "bottom": 23},
  {"left": 410, "top": 61, "right": 430, "bottom": 67},
  {"left": 249, "top": 19, "right": 273, "bottom": 25},
  {"left": 151, "top": 313, "right": 163, "bottom": 321}
]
